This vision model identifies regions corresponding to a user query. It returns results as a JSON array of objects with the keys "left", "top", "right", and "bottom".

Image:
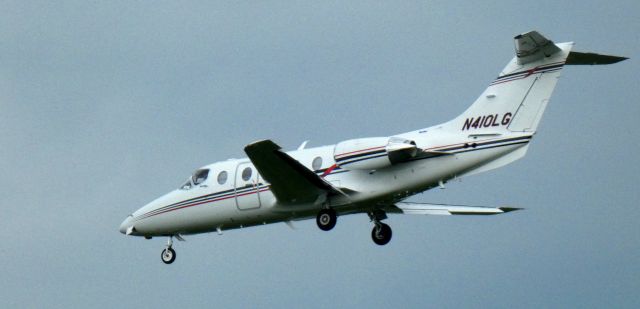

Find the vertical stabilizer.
[
  {"left": 446, "top": 31, "right": 573, "bottom": 134},
  {"left": 437, "top": 31, "right": 626, "bottom": 178}
]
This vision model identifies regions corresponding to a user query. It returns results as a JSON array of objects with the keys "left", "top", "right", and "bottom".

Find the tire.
[
  {"left": 316, "top": 209, "right": 337, "bottom": 231},
  {"left": 371, "top": 223, "right": 392, "bottom": 246},
  {"left": 161, "top": 247, "right": 176, "bottom": 264}
]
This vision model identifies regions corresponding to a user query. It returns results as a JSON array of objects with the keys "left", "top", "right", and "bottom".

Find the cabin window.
[
  {"left": 192, "top": 169, "right": 209, "bottom": 186},
  {"left": 241, "top": 167, "right": 252, "bottom": 181},
  {"left": 312, "top": 156, "right": 323, "bottom": 170},
  {"left": 217, "top": 171, "right": 228, "bottom": 185}
]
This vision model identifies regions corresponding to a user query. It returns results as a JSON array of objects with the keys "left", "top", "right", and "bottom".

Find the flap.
[
  {"left": 244, "top": 140, "right": 341, "bottom": 205},
  {"left": 389, "top": 202, "right": 522, "bottom": 216}
]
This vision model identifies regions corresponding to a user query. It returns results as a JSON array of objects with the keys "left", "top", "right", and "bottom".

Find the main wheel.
[
  {"left": 371, "top": 223, "right": 392, "bottom": 246},
  {"left": 316, "top": 209, "right": 337, "bottom": 231},
  {"left": 161, "top": 247, "right": 176, "bottom": 264}
]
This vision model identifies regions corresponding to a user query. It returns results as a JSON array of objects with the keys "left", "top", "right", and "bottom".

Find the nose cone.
[{"left": 119, "top": 216, "right": 133, "bottom": 234}]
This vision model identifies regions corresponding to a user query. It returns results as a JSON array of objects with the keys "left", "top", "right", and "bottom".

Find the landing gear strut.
[
  {"left": 161, "top": 236, "right": 176, "bottom": 264},
  {"left": 316, "top": 208, "right": 337, "bottom": 231},
  {"left": 369, "top": 210, "right": 392, "bottom": 245}
]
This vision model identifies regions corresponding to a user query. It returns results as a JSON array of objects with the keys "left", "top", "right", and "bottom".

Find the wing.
[
  {"left": 244, "top": 139, "right": 343, "bottom": 205},
  {"left": 388, "top": 202, "right": 522, "bottom": 216}
]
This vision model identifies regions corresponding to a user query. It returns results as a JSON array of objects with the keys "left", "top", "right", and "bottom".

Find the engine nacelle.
[{"left": 334, "top": 137, "right": 418, "bottom": 170}]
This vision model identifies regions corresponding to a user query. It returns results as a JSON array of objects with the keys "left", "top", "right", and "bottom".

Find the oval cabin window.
[
  {"left": 217, "top": 171, "right": 228, "bottom": 185},
  {"left": 241, "top": 167, "right": 252, "bottom": 181},
  {"left": 312, "top": 156, "right": 323, "bottom": 171}
]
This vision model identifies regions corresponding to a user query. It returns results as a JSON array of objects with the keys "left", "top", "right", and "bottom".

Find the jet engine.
[{"left": 333, "top": 137, "right": 418, "bottom": 170}]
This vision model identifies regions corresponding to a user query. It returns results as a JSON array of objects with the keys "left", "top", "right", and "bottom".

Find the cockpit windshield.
[
  {"left": 192, "top": 169, "right": 209, "bottom": 185},
  {"left": 180, "top": 178, "right": 192, "bottom": 190},
  {"left": 178, "top": 168, "right": 210, "bottom": 190}
]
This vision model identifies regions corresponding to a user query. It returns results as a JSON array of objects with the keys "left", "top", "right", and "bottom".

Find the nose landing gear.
[{"left": 161, "top": 236, "right": 177, "bottom": 264}]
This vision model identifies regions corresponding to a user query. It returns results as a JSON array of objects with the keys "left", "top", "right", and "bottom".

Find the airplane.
[{"left": 119, "top": 31, "right": 627, "bottom": 264}]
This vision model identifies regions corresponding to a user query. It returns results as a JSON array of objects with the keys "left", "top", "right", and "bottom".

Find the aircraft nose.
[{"left": 119, "top": 215, "right": 133, "bottom": 234}]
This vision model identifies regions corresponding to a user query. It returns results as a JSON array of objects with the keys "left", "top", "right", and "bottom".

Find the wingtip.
[
  {"left": 244, "top": 139, "right": 281, "bottom": 153},
  {"left": 499, "top": 207, "right": 523, "bottom": 213},
  {"left": 608, "top": 56, "right": 629, "bottom": 64},
  {"left": 245, "top": 139, "right": 271, "bottom": 147}
]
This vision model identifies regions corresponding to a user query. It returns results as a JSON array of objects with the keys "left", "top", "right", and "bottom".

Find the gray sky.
[{"left": 1, "top": 1, "right": 639, "bottom": 308}]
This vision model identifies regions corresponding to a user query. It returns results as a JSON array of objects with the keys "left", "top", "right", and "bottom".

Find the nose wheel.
[
  {"left": 161, "top": 247, "right": 176, "bottom": 264},
  {"left": 161, "top": 236, "right": 177, "bottom": 264},
  {"left": 316, "top": 208, "right": 337, "bottom": 231}
]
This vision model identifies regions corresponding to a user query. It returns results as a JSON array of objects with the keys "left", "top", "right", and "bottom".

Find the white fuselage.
[
  {"left": 119, "top": 124, "right": 532, "bottom": 237},
  {"left": 118, "top": 31, "right": 628, "bottom": 265}
]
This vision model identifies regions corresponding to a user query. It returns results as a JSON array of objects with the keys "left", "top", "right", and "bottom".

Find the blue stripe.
[{"left": 490, "top": 62, "right": 565, "bottom": 85}]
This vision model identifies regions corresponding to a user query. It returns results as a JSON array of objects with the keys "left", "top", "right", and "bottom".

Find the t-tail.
[
  {"left": 447, "top": 30, "right": 626, "bottom": 134},
  {"left": 442, "top": 30, "right": 626, "bottom": 176}
]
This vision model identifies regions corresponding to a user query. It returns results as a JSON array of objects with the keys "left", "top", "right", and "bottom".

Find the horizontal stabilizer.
[
  {"left": 389, "top": 202, "right": 522, "bottom": 216},
  {"left": 566, "top": 51, "right": 628, "bottom": 65},
  {"left": 244, "top": 140, "right": 343, "bottom": 205},
  {"left": 515, "top": 31, "right": 562, "bottom": 65}
]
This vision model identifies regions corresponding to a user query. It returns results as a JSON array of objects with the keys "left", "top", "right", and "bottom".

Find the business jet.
[{"left": 119, "top": 31, "right": 626, "bottom": 264}]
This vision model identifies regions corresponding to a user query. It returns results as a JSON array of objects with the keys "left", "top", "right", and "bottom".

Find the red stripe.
[
  {"left": 321, "top": 164, "right": 338, "bottom": 177},
  {"left": 491, "top": 62, "right": 565, "bottom": 86},
  {"left": 143, "top": 187, "right": 270, "bottom": 219},
  {"left": 335, "top": 146, "right": 385, "bottom": 158}
]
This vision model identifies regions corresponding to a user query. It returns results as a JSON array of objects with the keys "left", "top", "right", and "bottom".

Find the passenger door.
[{"left": 234, "top": 162, "right": 261, "bottom": 210}]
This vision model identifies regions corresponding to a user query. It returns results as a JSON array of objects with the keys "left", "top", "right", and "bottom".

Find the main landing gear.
[
  {"left": 316, "top": 208, "right": 337, "bottom": 231},
  {"left": 161, "top": 236, "right": 176, "bottom": 264},
  {"left": 316, "top": 208, "right": 393, "bottom": 245},
  {"left": 369, "top": 210, "right": 392, "bottom": 246},
  {"left": 371, "top": 222, "right": 392, "bottom": 245}
]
